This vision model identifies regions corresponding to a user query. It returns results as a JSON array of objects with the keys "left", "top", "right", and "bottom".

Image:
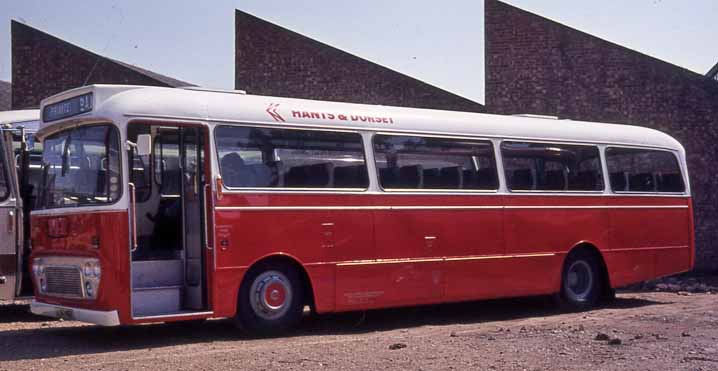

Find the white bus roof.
[
  {"left": 38, "top": 85, "right": 683, "bottom": 152},
  {"left": 0, "top": 109, "right": 40, "bottom": 128}
]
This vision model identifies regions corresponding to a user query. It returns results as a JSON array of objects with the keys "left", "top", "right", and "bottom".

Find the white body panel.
[
  {"left": 37, "top": 86, "right": 684, "bottom": 151},
  {"left": 30, "top": 300, "right": 120, "bottom": 326},
  {"left": 32, "top": 84, "right": 691, "bottom": 219},
  {"left": 0, "top": 110, "right": 39, "bottom": 126}
]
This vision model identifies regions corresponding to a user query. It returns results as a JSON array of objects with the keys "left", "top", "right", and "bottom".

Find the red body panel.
[
  {"left": 603, "top": 196, "right": 693, "bottom": 287},
  {"left": 31, "top": 211, "right": 133, "bottom": 323},
  {"left": 503, "top": 195, "right": 609, "bottom": 295},
  {"left": 211, "top": 192, "right": 694, "bottom": 317},
  {"left": 32, "top": 193, "right": 695, "bottom": 323}
]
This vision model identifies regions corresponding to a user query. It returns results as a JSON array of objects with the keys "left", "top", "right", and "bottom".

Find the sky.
[{"left": 1, "top": 0, "right": 717, "bottom": 104}]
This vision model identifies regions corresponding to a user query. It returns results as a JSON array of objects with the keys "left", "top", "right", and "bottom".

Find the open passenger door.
[
  {"left": 128, "top": 124, "right": 212, "bottom": 318},
  {"left": 0, "top": 130, "right": 22, "bottom": 299}
]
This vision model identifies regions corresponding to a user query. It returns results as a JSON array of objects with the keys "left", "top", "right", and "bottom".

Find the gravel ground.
[{"left": 1, "top": 291, "right": 717, "bottom": 370}]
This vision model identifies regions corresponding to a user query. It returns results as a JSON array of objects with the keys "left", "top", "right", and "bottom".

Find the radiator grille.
[{"left": 44, "top": 266, "right": 83, "bottom": 298}]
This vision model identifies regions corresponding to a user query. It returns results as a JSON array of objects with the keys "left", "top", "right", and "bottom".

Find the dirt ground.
[{"left": 1, "top": 291, "right": 717, "bottom": 371}]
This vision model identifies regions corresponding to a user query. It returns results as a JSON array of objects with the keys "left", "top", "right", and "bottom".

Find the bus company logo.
[
  {"left": 266, "top": 103, "right": 285, "bottom": 122},
  {"left": 290, "top": 109, "right": 395, "bottom": 124}
]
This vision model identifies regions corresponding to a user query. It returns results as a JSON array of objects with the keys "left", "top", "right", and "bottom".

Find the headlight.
[
  {"left": 32, "top": 260, "right": 45, "bottom": 276},
  {"left": 83, "top": 261, "right": 101, "bottom": 278},
  {"left": 32, "top": 259, "right": 46, "bottom": 293},
  {"left": 81, "top": 259, "right": 100, "bottom": 299}
]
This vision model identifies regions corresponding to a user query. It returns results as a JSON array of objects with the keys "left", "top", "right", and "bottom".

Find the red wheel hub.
[{"left": 264, "top": 282, "right": 287, "bottom": 308}]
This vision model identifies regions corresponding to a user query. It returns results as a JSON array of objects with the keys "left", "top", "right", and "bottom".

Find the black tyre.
[
  {"left": 557, "top": 249, "right": 602, "bottom": 311},
  {"left": 602, "top": 287, "right": 617, "bottom": 304},
  {"left": 235, "top": 262, "right": 304, "bottom": 334}
]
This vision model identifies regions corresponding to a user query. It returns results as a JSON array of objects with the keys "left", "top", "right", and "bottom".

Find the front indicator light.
[
  {"left": 83, "top": 264, "right": 92, "bottom": 277},
  {"left": 85, "top": 281, "right": 94, "bottom": 297},
  {"left": 32, "top": 260, "right": 45, "bottom": 278}
]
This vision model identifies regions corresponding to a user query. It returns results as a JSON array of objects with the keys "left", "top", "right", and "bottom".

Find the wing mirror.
[{"left": 136, "top": 134, "right": 152, "bottom": 156}]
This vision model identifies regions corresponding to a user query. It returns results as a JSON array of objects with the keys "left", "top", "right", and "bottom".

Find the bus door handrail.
[
  {"left": 128, "top": 182, "right": 138, "bottom": 252},
  {"left": 204, "top": 183, "right": 213, "bottom": 250}
]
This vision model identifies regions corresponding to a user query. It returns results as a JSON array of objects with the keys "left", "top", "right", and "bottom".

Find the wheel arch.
[
  {"left": 565, "top": 241, "right": 613, "bottom": 296},
  {"left": 241, "top": 253, "right": 317, "bottom": 310}
]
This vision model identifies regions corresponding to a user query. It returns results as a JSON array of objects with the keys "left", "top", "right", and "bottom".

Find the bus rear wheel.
[
  {"left": 236, "top": 262, "right": 304, "bottom": 334},
  {"left": 557, "top": 249, "right": 602, "bottom": 311}
]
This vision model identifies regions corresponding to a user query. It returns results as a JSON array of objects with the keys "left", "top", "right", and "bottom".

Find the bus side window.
[
  {"left": 605, "top": 147, "right": 685, "bottom": 193},
  {"left": 0, "top": 145, "right": 8, "bottom": 201},
  {"left": 153, "top": 135, "right": 163, "bottom": 187},
  {"left": 215, "top": 126, "right": 367, "bottom": 189},
  {"left": 154, "top": 128, "right": 181, "bottom": 196},
  {"left": 127, "top": 125, "right": 152, "bottom": 201},
  {"left": 373, "top": 134, "right": 498, "bottom": 191},
  {"left": 501, "top": 142, "right": 603, "bottom": 192}
]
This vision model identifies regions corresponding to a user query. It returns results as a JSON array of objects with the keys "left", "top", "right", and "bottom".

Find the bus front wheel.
[
  {"left": 235, "top": 262, "right": 304, "bottom": 334},
  {"left": 557, "top": 249, "right": 602, "bottom": 311}
]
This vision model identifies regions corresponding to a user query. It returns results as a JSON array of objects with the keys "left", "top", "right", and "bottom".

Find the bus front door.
[
  {"left": 129, "top": 124, "right": 210, "bottom": 318},
  {"left": 0, "top": 132, "right": 21, "bottom": 300},
  {"left": 180, "top": 126, "right": 206, "bottom": 310}
]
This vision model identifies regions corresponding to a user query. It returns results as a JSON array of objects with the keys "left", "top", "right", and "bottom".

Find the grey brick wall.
[
  {"left": 0, "top": 81, "right": 10, "bottom": 111},
  {"left": 235, "top": 10, "right": 484, "bottom": 113},
  {"left": 485, "top": 0, "right": 718, "bottom": 272},
  {"left": 11, "top": 21, "right": 191, "bottom": 110}
]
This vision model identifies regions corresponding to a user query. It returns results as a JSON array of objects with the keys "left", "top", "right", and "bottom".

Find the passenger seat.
[
  {"left": 511, "top": 169, "right": 534, "bottom": 190},
  {"left": 399, "top": 165, "right": 424, "bottom": 189},
  {"left": 285, "top": 163, "right": 333, "bottom": 187},
  {"left": 333, "top": 165, "right": 368, "bottom": 188},
  {"left": 542, "top": 170, "right": 566, "bottom": 191}
]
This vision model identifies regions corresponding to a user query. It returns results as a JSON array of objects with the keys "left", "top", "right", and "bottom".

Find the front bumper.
[{"left": 30, "top": 300, "right": 120, "bottom": 326}]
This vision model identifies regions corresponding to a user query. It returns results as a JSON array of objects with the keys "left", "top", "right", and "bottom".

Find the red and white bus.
[{"left": 29, "top": 85, "right": 693, "bottom": 332}]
